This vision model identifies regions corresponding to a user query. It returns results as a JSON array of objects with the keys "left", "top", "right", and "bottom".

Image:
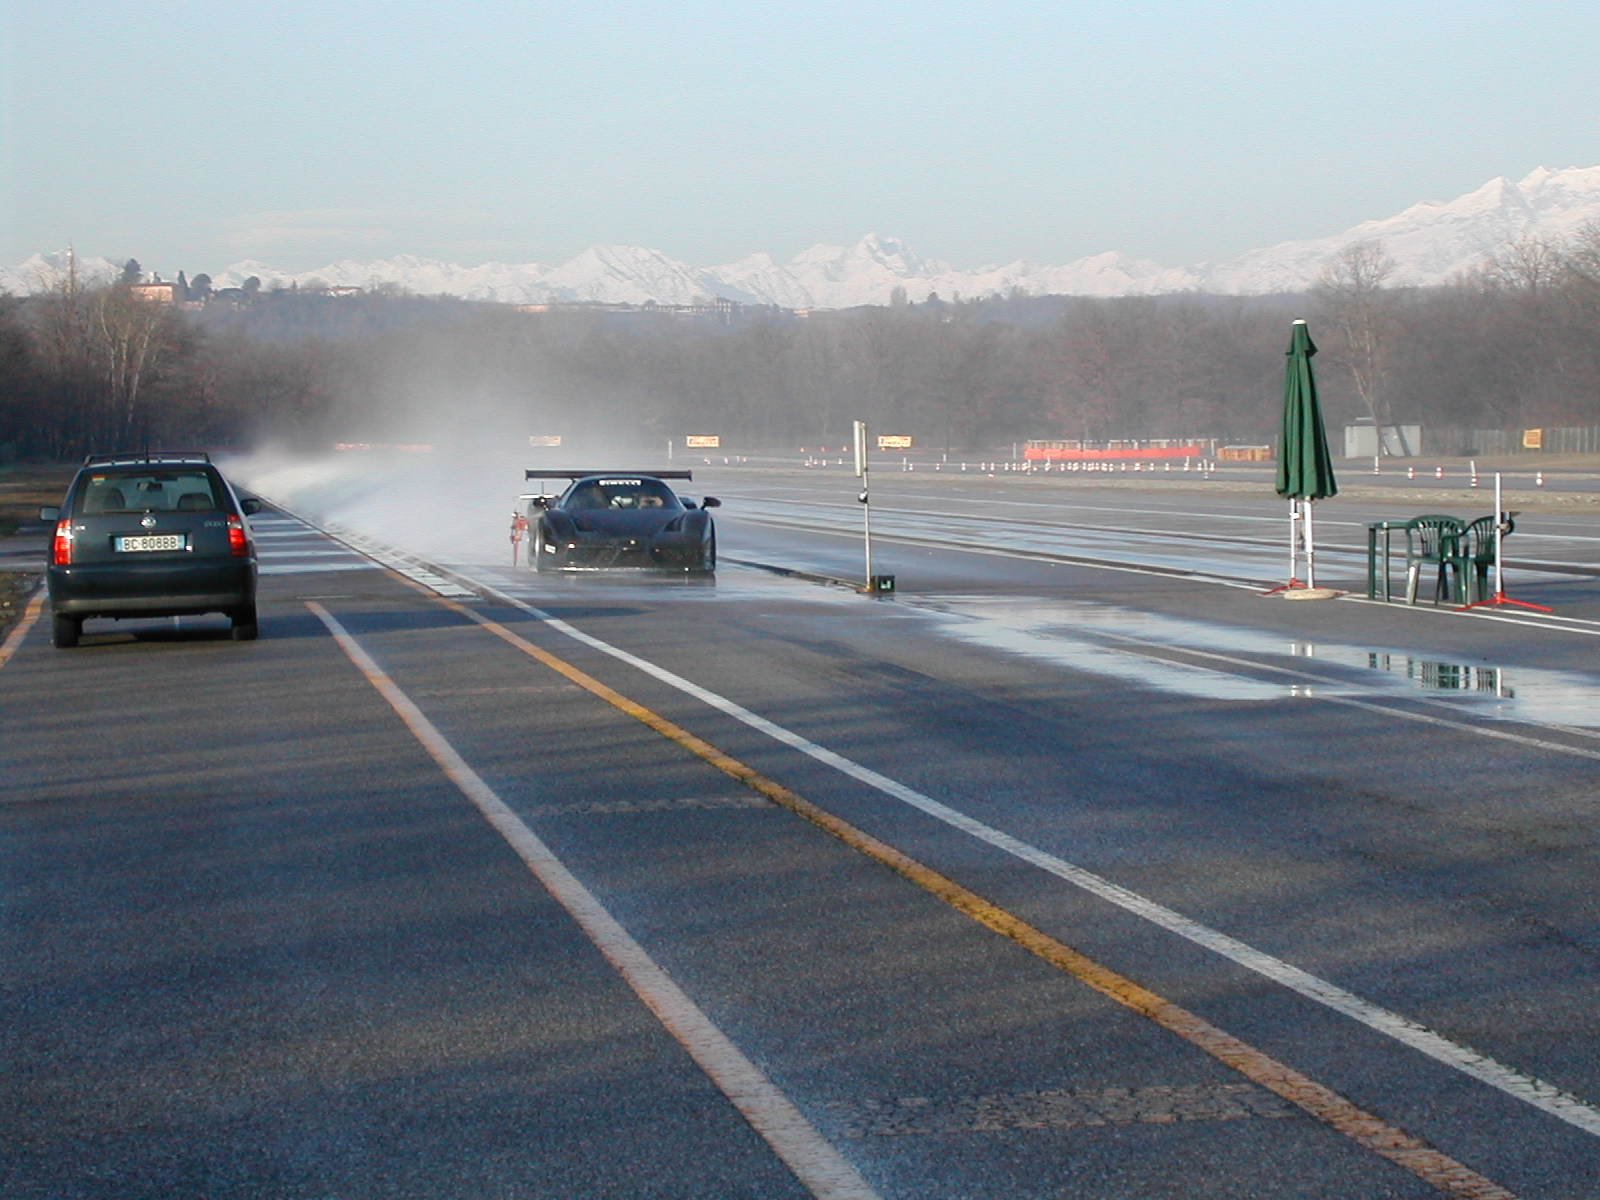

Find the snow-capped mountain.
[
  {"left": 1190, "top": 165, "right": 1600, "bottom": 293},
  {"left": 9, "top": 166, "right": 1600, "bottom": 308}
]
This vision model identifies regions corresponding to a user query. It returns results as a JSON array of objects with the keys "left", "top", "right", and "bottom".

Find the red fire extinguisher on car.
[{"left": 510, "top": 511, "right": 529, "bottom": 566}]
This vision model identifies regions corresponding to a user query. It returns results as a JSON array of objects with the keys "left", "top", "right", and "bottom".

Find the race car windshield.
[{"left": 565, "top": 479, "right": 683, "bottom": 511}]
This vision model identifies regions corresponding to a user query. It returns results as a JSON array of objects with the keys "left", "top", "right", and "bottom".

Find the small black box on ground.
[{"left": 870, "top": 574, "right": 896, "bottom": 594}]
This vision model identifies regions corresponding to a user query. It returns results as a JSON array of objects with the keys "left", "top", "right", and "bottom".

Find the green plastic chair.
[
  {"left": 1404, "top": 515, "right": 1467, "bottom": 605},
  {"left": 1460, "top": 514, "right": 1514, "bottom": 603}
]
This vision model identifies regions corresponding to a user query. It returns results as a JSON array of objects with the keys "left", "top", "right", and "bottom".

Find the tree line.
[{"left": 5, "top": 228, "right": 1600, "bottom": 462}]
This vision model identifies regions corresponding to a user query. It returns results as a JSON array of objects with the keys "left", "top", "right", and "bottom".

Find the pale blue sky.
[{"left": 4, "top": 0, "right": 1598, "bottom": 274}]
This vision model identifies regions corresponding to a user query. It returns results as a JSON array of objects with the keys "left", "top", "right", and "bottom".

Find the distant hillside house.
[{"left": 129, "top": 281, "right": 181, "bottom": 304}]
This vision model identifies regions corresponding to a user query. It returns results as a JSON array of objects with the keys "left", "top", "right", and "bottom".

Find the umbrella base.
[{"left": 1260, "top": 578, "right": 1305, "bottom": 596}]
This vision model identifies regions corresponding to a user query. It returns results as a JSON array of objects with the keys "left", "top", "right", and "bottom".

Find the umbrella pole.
[
  {"left": 1304, "top": 500, "right": 1316, "bottom": 589},
  {"left": 1288, "top": 499, "right": 1300, "bottom": 586},
  {"left": 1262, "top": 499, "right": 1303, "bottom": 594}
]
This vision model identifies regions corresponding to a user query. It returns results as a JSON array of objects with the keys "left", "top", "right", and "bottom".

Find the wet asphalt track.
[{"left": 6, "top": 461, "right": 1600, "bottom": 1199}]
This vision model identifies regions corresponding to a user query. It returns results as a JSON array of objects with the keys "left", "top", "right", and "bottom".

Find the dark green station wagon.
[{"left": 40, "top": 453, "right": 263, "bottom": 648}]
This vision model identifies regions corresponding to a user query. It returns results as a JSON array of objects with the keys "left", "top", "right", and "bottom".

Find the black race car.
[{"left": 524, "top": 470, "right": 720, "bottom": 573}]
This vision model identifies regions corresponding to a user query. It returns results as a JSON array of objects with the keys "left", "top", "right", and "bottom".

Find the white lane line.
[
  {"left": 739, "top": 510, "right": 1600, "bottom": 623},
  {"left": 721, "top": 515, "right": 1271, "bottom": 590},
  {"left": 257, "top": 549, "right": 371, "bottom": 559},
  {"left": 258, "top": 506, "right": 478, "bottom": 598},
  {"left": 736, "top": 488, "right": 1600, "bottom": 544},
  {"left": 259, "top": 562, "right": 385, "bottom": 576},
  {"left": 307, "top": 603, "right": 882, "bottom": 1200},
  {"left": 481, "top": 588, "right": 1600, "bottom": 1140}
]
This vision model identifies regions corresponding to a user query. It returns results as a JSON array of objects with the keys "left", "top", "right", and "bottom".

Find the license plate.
[{"left": 115, "top": 534, "right": 187, "bottom": 552}]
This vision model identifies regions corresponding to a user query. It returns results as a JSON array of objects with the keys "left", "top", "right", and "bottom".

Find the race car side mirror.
[
  {"left": 39, "top": 506, "right": 59, "bottom": 521},
  {"left": 701, "top": 496, "right": 721, "bottom": 508},
  {"left": 531, "top": 496, "right": 551, "bottom": 509}
]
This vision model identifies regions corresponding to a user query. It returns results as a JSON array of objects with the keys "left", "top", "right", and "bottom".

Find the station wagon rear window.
[{"left": 78, "top": 471, "right": 221, "bottom": 515}]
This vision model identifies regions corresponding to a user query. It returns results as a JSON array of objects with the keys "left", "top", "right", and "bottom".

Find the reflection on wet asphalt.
[
  {"left": 474, "top": 561, "right": 1600, "bottom": 728},
  {"left": 906, "top": 594, "right": 1600, "bottom": 727}
]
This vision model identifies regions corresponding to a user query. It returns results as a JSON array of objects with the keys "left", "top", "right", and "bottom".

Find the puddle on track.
[
  {"left": 908, "top": 595, "right": 1600, "bottom": 726},
  {"left": 438, "top": 559, "right": 1600, "bottom": 727}
]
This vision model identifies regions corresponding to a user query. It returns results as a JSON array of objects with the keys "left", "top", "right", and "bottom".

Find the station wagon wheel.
[
  {"left": 231, "top": 604, "right": 259, "bottom": 641},
  {"left": 51, "top": 613, "right": 80, "bottom": 649}
]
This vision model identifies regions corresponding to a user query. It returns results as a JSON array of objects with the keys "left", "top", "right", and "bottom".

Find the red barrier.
[{"left": 1023, "top": 446, "right": 1202, "bottom": 461}]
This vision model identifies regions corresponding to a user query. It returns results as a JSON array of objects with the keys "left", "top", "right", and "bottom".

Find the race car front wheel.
[
  {"left": 693, "top": 531, "right": 717, "bottom": 573},
  {"left": 533, "top": 535, "right": 562, "bottom": 573}
]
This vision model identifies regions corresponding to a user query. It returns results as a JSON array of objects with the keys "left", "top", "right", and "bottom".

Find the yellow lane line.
[
  {"left": 306, "top": 601, "right": 883, "bottom": 1200},
  {"left": 0, "top": 590, "right": 46, "bottom": 670},
  {"left": 442, "top": 598, "right": 1519, "bottom": 1200}
]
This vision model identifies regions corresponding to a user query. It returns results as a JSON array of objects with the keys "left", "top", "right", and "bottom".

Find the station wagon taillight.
[
  {"left": 227, "top": 513, "right": 250, "bottom": 556},
  {"left": 51, "top": 519, "right": 73, "bottom": 565}
]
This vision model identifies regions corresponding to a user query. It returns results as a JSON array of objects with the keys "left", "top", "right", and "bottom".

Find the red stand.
[
  {"left": 1458, "top": 590, "right": 1552, "bottom": 614},
  {"left": 1455, "top": 475, "right": 1551, "bottom": 613}
]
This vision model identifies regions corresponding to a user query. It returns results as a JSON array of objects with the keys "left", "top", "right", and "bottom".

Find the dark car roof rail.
[
  {"left": 524, "top": 469, "right": 692, "bottom": 480},
  {"left": 82, "top": 451, "right": 213, "bottom": 467}
]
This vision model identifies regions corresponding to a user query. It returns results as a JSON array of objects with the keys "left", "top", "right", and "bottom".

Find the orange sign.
[
  {"left": 1522, "top": 428, "right": 1543, "bottom": 450},
  {"left": 877, "top": 434, "right": 913, "bottom": 449},
  {"left": 685, "top": 435, "right": 721, "bottom": 448}
]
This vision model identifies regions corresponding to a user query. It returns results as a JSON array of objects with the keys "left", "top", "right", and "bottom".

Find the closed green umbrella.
[{"left": 1274, "top": 319, "right": 1337, "bottom": 589}]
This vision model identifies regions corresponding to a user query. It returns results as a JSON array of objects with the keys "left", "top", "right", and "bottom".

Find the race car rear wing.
[{"left": 524, "top": 469, "right": 693, "bottom": 480}]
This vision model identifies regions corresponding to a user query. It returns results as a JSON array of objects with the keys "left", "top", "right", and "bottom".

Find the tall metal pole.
[{"left": 854, "top": 419, "right": 873, "bottom": 587}]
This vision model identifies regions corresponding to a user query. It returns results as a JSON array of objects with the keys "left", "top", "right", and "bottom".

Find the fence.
[{"left": 1432, "top": 426, "right": 1600, "bottom": 456}]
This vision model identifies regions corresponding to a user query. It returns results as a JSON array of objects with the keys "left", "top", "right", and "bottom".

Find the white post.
[{"left": 1493, "top": 472, "right": 1505, "bottom": 598}]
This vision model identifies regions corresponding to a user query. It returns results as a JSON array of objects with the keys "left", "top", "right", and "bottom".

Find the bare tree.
[
  {"left": 93, "top": 283, "right": 181, "bottom": 444},
  {"left": 1482, "top": 236, "right": 1564, "bottom": 293},
  {"left": 27, "top": 257, "right": 105, "bottom": 453},
  {"left": 1313, "top": 240, "right": 1401, "bottom": 445}
]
